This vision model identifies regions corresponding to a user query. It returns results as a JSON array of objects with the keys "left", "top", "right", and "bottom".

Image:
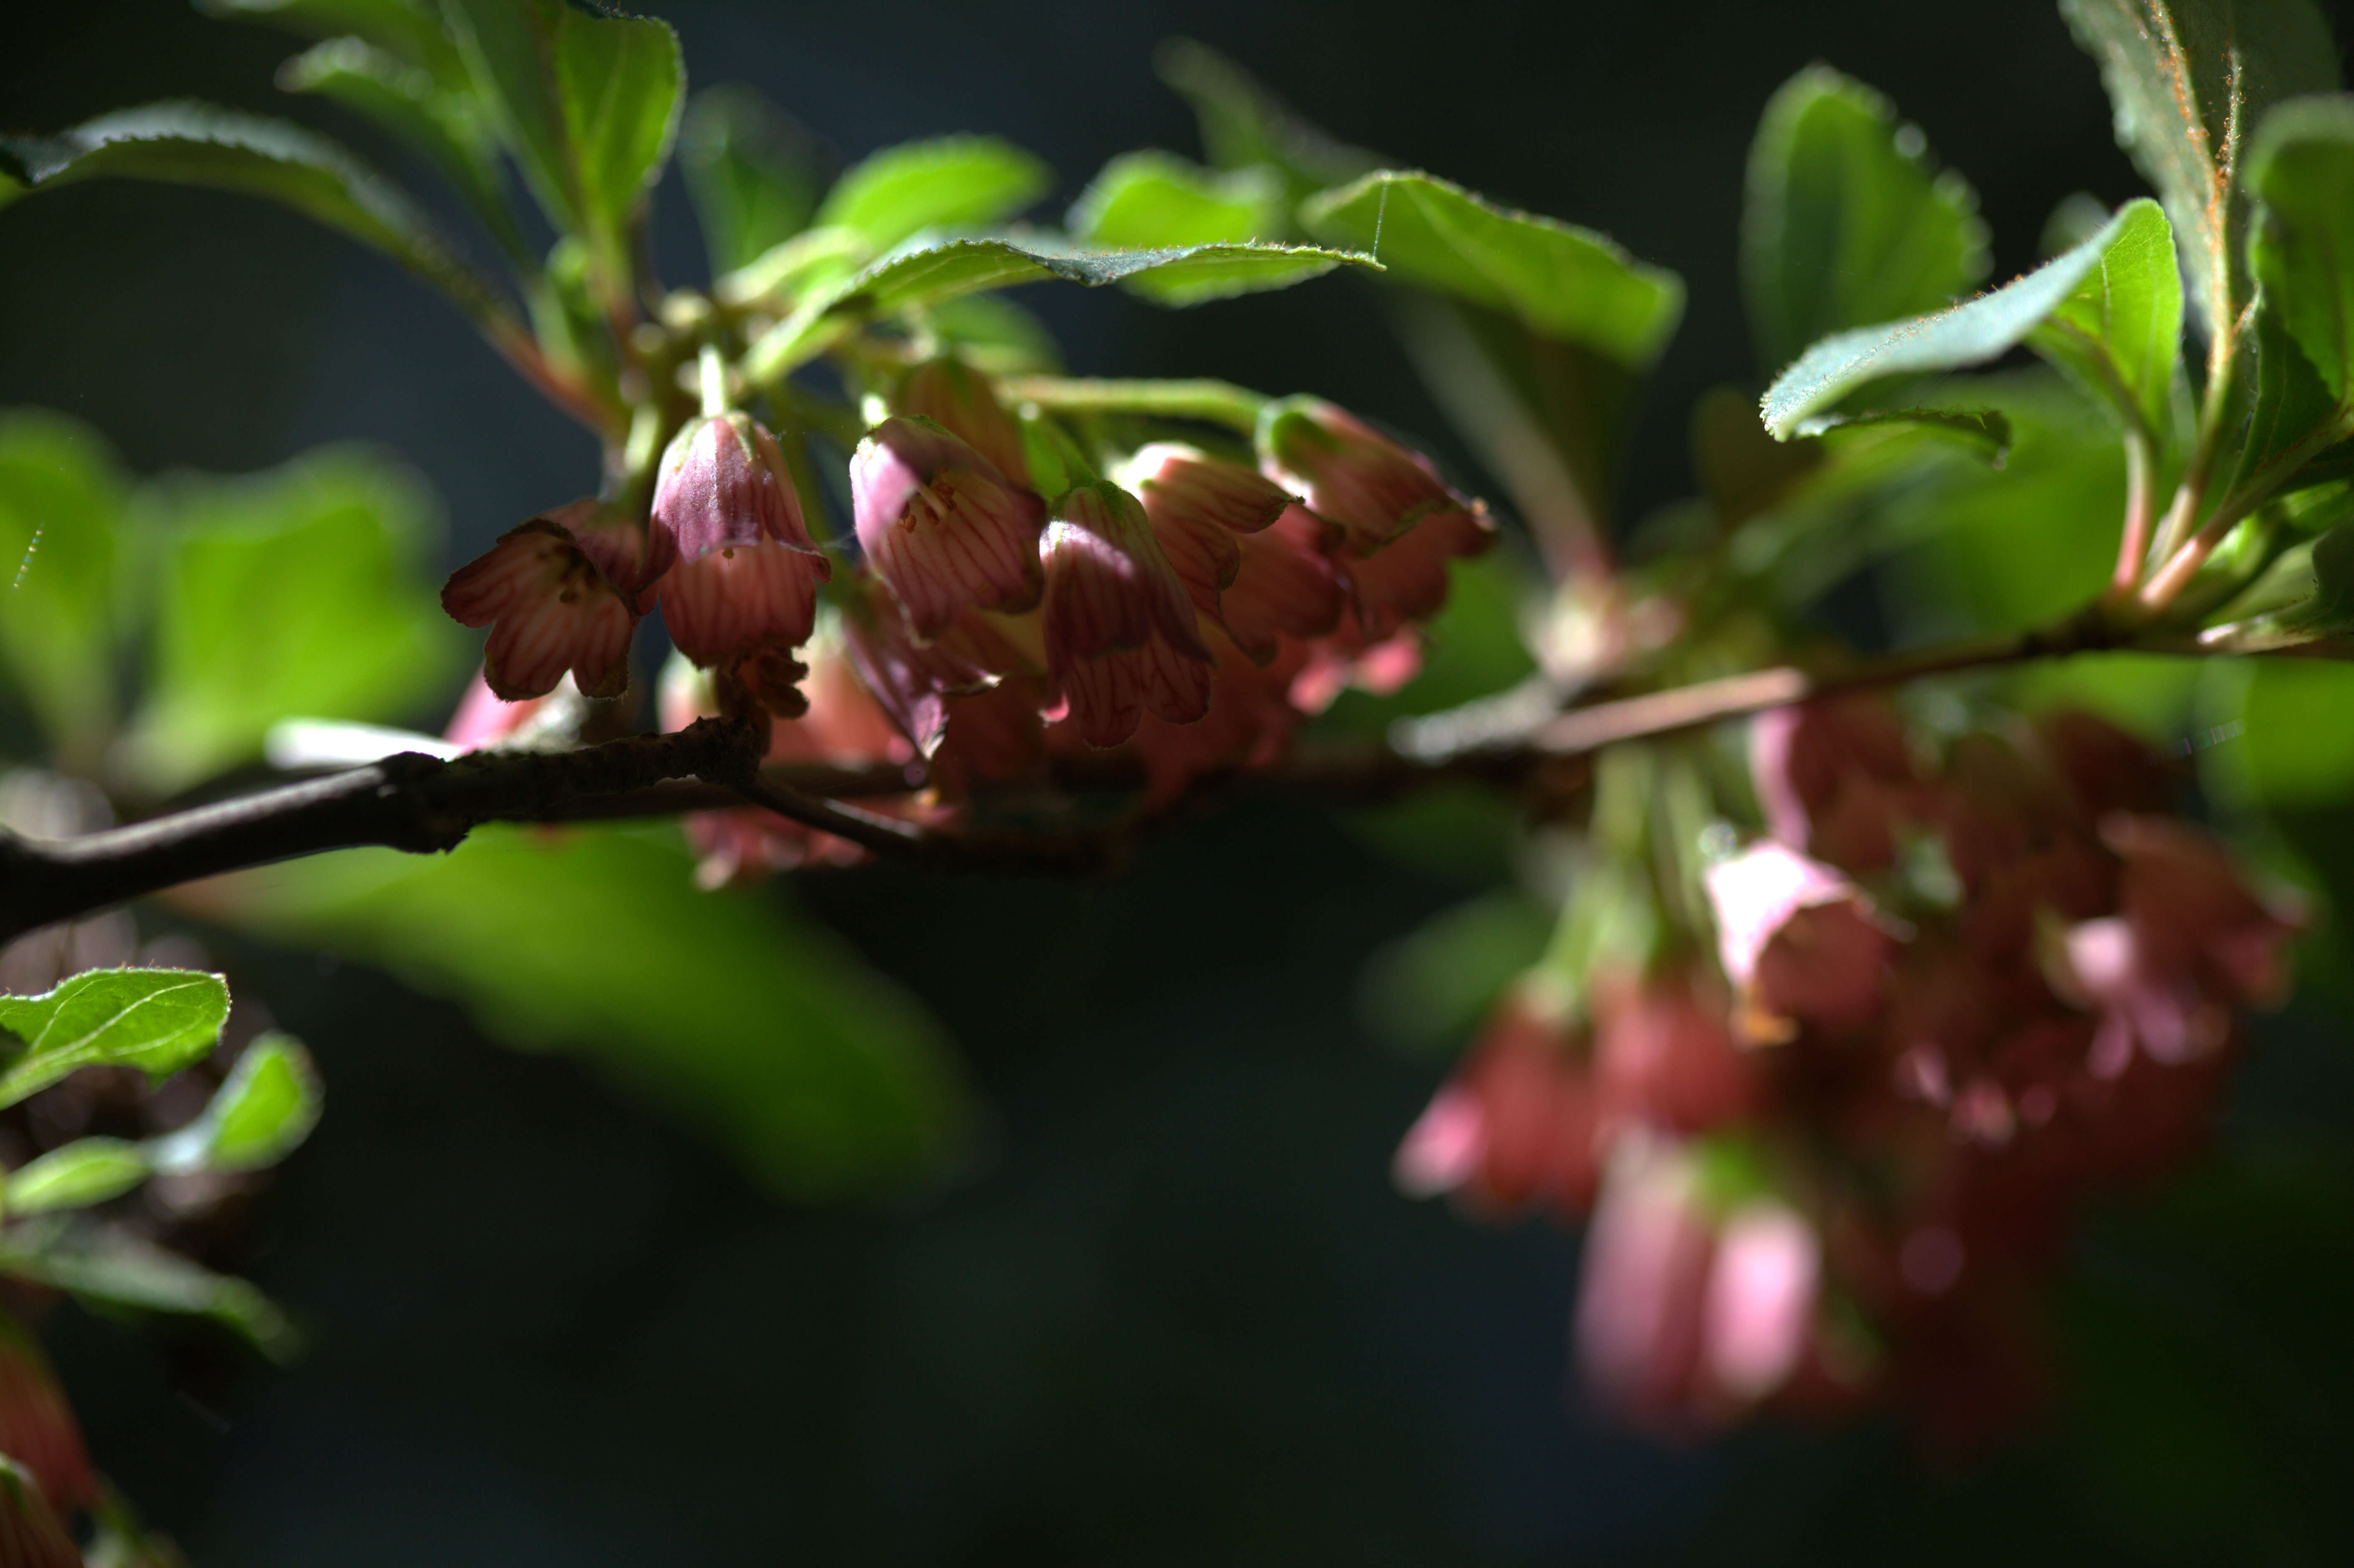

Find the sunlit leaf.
[
  {"left": 0, "top": 412, "right": 125, "bottom": 769},
  {"left": 1301, "top": 170, "right": 1683, "bottom": 369},
  {"left": 2060, "top": 0, "right": 2339, "bottom": 336},
  {"left": 442, "top": 0, "right": 681, "bottom": 285},
  {"left": 1068, "top": 151, "right": 1283, "bottom": 247},
  {"left": 0, "top": 969, "right": 230, "bottom": 1109},
  {"left": 680, "top": 84, "right": 824, "bottom": 275},
  {"left": 148, "top": 1032, "right": 323, "bottom": 1175},
  {"left": 813, "top": 136, "right": 1050, "bottom": 254},
  {"left": 747, "top": 235, "right": 1373, "bottom": 380},
  {"left": 0, "top": 1219, "right": 298, "bottom": 1360},
  {"left": 0, "top": 102, "right": 511, "bottom": 328},
  {"left": 1743, "top": 63, "right": 1989, "bottom": 373},
  {"left": 3, "top": 1139, "right": 150, "bottom": 1216},
  {"left": 198, "top": 0, "right": 464, "bottom": 81},
  {"left": 1761, "top": 199, "right": 2171, "bottom": 438},
  {"left": 2248, "top": 95, "right": 2354, "bottom": 403},
  {"left": 2022, "top": 198, "right": 2182, "bottom": 440},
  {"left": 1154, "top": 37, "right": 1377, "bottom": 209},
  {"left": 120, "top": 445, "right": 460, "bottom": 795},
  {"left": 204, "top": 826, "right": 969, "bottom": 1201},
  {"left": 276, "top": 35, "right": 515, "bottom": 254}
]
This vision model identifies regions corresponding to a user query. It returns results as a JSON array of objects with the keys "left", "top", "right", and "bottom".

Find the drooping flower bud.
[
  {"left": 0, "top": 1315, "right": 95, "bottom": 1517},
  {"left": 645, "top": 413, "right": 831, "bottom": 690},
  {"left": 440, "top": 513, "right": 636, "bottom": 700},
  {"left": 1748, "top": 696, "right": 1918, "bottom": 869},
  {"left": 897, "top": 356, "right": 1032, "bottom": 487},
  {"left": 1592, "top": 971, "right": 1760, "bottom": 1135},
  {"left": 1258, "top": 396, "right": 1482, "bottom": 555},
  {"left": 2054, "top": 814, "right": 2301, "bottom": 1067},
  {"left": 1124, "top": 441, "right": 1292, "bottom": 606},
  {"left": 1040, "top": 482, "right": 1213, "bottom": 747},
  {"left": 832, "top": 569, "right": 1007, "bottom": 757},
  {"left": 648, "top": 412, "right": 821, "bottom": 567},
  {"left": 852, "top": 417, "right": 1048, "bottom": 638},
  {"left": 1220, "top": 505, "right": 1347, "bottom": 663},
  {"left": 1339, "top": 499, "right": 1496, "bottom": 638},
  {"left": 1574, "top": 1139, "right": 1827, "bottom": 1431},
  {"left": 1391, "top": 989, "right": 1602, "bottom": 1217},
  {"left": 1704, "top": 841, "right": 1894, "bottom": 1039}
]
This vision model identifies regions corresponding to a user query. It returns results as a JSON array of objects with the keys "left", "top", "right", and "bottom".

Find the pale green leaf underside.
[
  {"left": 1300, "top": 169, "right": 1684, "bottom": 369},
  {"left": 1761, "top": 198, "right": 2169, "bottom": 437},
  {"left": 0, "top": 970, "right": 231, "bottom": 1108}
]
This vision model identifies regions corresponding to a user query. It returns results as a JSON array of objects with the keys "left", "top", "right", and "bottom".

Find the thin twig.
[{"left": 0, "top": 604, "right": 2149, "bottom": 944}]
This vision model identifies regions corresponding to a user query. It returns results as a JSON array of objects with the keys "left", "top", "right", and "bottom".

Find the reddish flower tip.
[
  {"left": 441, "top": 518, "right": 635, "bottom": 700},
  {"left": 650, "top": 412, "right": 819, "bottom": 567},
  {"left": 1040, "top": 482, "right": 1213, "bottom": 747},
  {"left": 852, "top": 417, "right": 1047, "bottom": 639},
  {"left": 897, "top": 356, "right": 1032, "bottom": 488}
]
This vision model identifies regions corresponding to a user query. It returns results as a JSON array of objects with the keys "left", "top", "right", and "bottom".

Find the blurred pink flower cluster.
[
  {"left": 439, "top": 363, "right": 1493, "bottom": 880},
  {"left": 1397, "top": 696, "right": 2300, "bottom": 1452}
]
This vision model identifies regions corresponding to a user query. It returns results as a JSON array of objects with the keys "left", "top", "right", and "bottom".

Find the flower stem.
[{"left": 997, "top": 376, "right": 1270, "bottom": 435}]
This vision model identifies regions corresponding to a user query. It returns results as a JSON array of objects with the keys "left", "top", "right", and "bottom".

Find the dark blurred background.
[{"left": 7, "top": 1, "right": 2354, "bottom": 1563}]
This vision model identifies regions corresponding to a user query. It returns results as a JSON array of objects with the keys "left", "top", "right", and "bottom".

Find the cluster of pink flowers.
[
  {"left": 440, "top": 360, "right": 1494, "bottom": 879},
  {"left": 1396, "top": 697, "right": 2300, "bottom": 1451}
]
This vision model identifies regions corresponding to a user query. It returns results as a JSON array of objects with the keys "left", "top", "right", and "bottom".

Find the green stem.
[{"left": 996, "top": 376, "right": 1270, "bottom": 435}]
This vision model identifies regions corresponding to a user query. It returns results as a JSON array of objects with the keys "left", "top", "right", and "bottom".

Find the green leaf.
[
  {"left": 0, "top": 1220, "right": 298, "bottom": 1360},
  {"left": 2248, "top": 95, "right": 2354, "bottom": 400},
  {"left": 4, "top": 1139, "right": 150, "bottom": 1216},
  {"left": 1876, "top": 371, "right": 2133, "bottom": 634},
  {"left": 150, "top": 1033, "right": 323, "bottom": 1175},
  {"left": 1300, "top": 170, "right": 1684, "bottom": 369},
  {"left": 198, "top": 0, "right": 464, "bottom": 81},
  {"left": 120, "top": 445, "right": 460, "bottom": 795},
  {"left": 1067, "top": 151, "right": 1283, "bottom": 247},
  {"left": 1355, "top": 890, "right": 1555, "bottom": 1052},
  {"left": 208, "top": 826, "right": 969, "bottom": 1201},
  {"left": 275, "top": 36, "right": 520, "bottom": 260},
  {"left": 1742, "top": 63, "right": 1990, "bottom": 374},
  {"left": 1760, "top": 199, "right": 2171, "bottom": 437},
  {"left": 441, "top": 0, "right": 681, "bottom": 285},
  {"left": 746, "top": 236, "right": 1373, "bottom": 381},
  {"left": 2060, "top": 0, "right": 2341, "bottom": 337},
  {"left": 679, "top": 84, "right": 823, "bottom": 276},
  {"left": 2021, "top": 198, "right": 2183, "bottom": 440},
  {"left": 0, "top": 102, "right": 511, "bottom": 328},
  {"left": 1154, "top": 38, "right": 1378, "bottom": 209},
  {"left": 813, "top": 136, "right": 1051, "bottom": 254},
  {"left": 1693, "top": 384, "right": 1826, "bottom": 528},
  {"left": 1797, "top": 405, "right": 2014, "bottom": 464},
  {"left": 0, "top": 970, "right": 230, "bottom": 1109},
  {"left": 0, "top": 412, "right": 126, "bottom": 769}
]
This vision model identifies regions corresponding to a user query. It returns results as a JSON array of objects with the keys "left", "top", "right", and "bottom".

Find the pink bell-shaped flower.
[
  {"left": 897, "top": 356, "right": 1032, "bottom": 488},
  {"left": 1039, "top": 481, "right": 1213, "bottom": 748},
  {"left": 1258, "top": 395, "right": 1481, "bottom": 555},
  {"left": 1704, "top": 841, "right": 1894, "bottom": 1040},
  {"left": 646, "top": 413, "right": 831, "bottom": 686},
  {"left": 852, "top": 416, "right": 1047, "bottom": 638},
  {"left": 440, "top": 510, "right": 636, "bottom": 700}
]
